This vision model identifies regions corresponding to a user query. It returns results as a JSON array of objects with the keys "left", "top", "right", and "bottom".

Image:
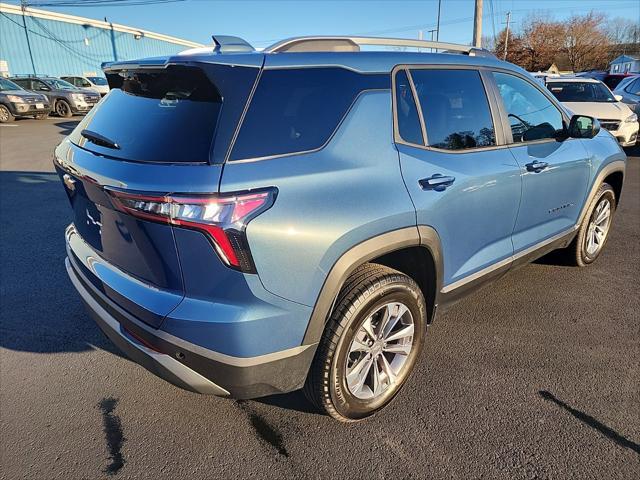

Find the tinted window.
[
  {"left": 12, "top": 79, "right": 31, "bottom": 89},
  {"left": 410, "top": 69, "right": 496, "bottom": 150},
  {"left": 493, "top": 72, "right": 564, "bottom": 143},
  {"left": 394, "top": 69, "right": 423, "bottom": 145},
  {"left": 76, "top": 66, "right": 222, "bottom": 163},
  {"left": 625, "top": 78, "right": 640, "bottom": 95},
  {"left": 604, "top": 75, "right": 626, "bottom": 89},
  {"left": 88, "top": 76, "right": 108, "bottom": 86},
  {"left": 44, "top": 78, "right": 76, "bottom": 90},
  {"left": 231, "top": 68, "right": 388, "bottom": 160},
  {"left": 34, "top": 80, "right": 50, "bottom": 91},
  {"left": 547, "top": 81, "right": 615, "bottom": 103}
]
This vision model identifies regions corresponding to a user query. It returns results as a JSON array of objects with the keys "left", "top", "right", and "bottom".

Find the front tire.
[
  {"left": 565, "top": 183, "right": 616, "bottom": 266},
  {"left": 55, "top": 100, "right": 72, "bottom": 118},
  {"left": 0, "top": 105, "right": 14, "bottom": 123},
  {"left": 304, "top": 264, "right": 427, "bottom": 421}
]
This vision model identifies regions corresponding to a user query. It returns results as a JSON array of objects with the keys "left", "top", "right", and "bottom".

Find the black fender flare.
[{"left": 302, "top": 226, "right": 443, "bottom": 345}]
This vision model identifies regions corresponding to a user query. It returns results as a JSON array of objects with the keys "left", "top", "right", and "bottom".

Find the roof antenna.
[{"left": 211, "top": 35, "right": 254, "bottom": 53}]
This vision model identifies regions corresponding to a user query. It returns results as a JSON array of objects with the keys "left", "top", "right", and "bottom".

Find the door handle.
[
  {"left": 419, "top": 174, "right": 456, "bottom": 191},
  {"left": 525, "top": 160, "right": 549, "bottom": 173}
]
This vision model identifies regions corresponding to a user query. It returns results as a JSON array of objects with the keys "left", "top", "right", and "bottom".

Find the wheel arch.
[
  {"left": 603, "top": 170, "right": 624, "bottom": 206},
  {"left": 302, "top": 226, "right": 443, "bottom": 345}
]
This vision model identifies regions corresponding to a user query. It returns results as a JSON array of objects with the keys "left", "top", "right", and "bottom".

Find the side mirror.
[
  {"left": 37, "top": 85, "right": 51, "bottom": 92},
  {"left": 568, "top": 115, "right": 600, "bottom": 139},
  {"left": 614, "top": 94, "right": 623, "bottom": 102}
]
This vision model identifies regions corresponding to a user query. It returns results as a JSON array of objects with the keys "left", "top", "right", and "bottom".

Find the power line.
[{"left": 19, "top": 0, "right": 185, "bottom": 6}]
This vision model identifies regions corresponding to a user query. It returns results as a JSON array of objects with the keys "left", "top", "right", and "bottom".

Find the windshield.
[
  {"left": 547, "top": 81, "right": 616, "bottom": 102},
  {"left": 0, "top": 78, "right": 23, "bottom": 91},
  {"left": 44, "top": 78, "right": 77, "bottom": 90},
  {"left": 87, "top": 76, "right": 108, "bottom": 85}
]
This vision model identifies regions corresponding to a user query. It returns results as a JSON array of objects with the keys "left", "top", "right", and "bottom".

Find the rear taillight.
[{"left": 108, "top": 188, "right": 276, "bottom": 273}]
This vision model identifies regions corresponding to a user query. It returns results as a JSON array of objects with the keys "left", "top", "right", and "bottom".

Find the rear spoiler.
[{"left": 102, "top": 56, "right": 170, "bottom": 73}]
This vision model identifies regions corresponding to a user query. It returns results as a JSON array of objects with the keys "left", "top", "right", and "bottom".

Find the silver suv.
[{"left": 10, "top": 76, "right": 100, "bottom": 117}]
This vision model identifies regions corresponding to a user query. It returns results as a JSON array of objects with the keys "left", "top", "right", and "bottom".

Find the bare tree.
[
  {"left": 607, "top": 17, "right": 640, "bottom": 46},
  {"left": 606, "top": 17, "right": 640, "bottom": 58},
  {"left": 520, "top": 16, "right": 565, "bottom": 71},
  {"left": 563, "top": 12, "right": 610, "bottom": 71},
  {"left": 493, "top": 28, "right": 527, "bottom": 66},
  {"left": 493, "top": 11, "right": 625, "bottom": 72}
]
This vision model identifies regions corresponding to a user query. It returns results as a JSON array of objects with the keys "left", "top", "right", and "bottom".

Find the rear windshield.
[
  {"left": 75, "top": 66, "right": 222, "bottom": 163},
  {"left": 87, "top": 76, "right": 108, "bottom": 85}
]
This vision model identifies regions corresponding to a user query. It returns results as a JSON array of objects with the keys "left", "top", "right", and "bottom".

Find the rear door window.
[
  {"left": 13, "top": 79, "right": 31, "bottom": 89},
  {"left": 230, "top": 67, "right": 389, "bottom": 161},
  {"left": 409, "top": 69, "right": 496, "bottom": 150}
]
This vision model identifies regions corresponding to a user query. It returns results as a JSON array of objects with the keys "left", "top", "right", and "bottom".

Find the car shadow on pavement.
[
  {"left": 55, "top": 120, "right": 81, "bottom": 136},
  {"left": 0, "top": 171, "right": 123, "bottom": 358},
  {"left": 255, "top": 389, "right": 320, "bottom": 415}
]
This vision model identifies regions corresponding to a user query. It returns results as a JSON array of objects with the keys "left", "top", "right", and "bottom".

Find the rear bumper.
[
  {"left": 66, "top": 254, "right": 317, "bottom": 398},
  {"left": 67, "top": 257, "right": 229, "bottom": 395}
]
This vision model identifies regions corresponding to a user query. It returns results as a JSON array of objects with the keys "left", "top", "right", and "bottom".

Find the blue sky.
[{"left": 11, "top": 0, "right": 640, "bottom": 48}]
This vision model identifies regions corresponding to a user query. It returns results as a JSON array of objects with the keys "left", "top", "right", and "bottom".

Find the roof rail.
[
  {"left": 264, "top": 36, "right": 494, "bottom": 57},
  {"left": 10, "top": 73, "right": 47, "bottom": 78}
]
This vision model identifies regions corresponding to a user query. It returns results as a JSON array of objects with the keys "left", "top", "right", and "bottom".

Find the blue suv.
[{"left": 56, "top": 36, "right": 626, "bottom": 421}]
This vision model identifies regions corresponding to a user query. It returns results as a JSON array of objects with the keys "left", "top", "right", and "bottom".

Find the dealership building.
[{"left": 0, "top": 2, "right": 203, "bottom": 78}]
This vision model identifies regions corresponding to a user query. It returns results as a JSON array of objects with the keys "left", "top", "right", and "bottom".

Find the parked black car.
[
  {"left": 10, "top": 76, "right": 100, "bottom": 117},
  {"left": 0, "top": 77, "right": 51, "bottom": 123},
  {"left": 576, "top": 71, "right": 635, "bottom": 90}
]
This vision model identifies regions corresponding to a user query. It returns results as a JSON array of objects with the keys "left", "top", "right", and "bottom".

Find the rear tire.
[
  {"left": 563, "top": 183, "right": 616, "bottom": 266},
  {"left": 55, "top": 100, "right": 72, "bottom": 118},
  {"left": 0, "top": 105, "right": 14, "bottom": 123},
  {"left": 304, "top": 264, "right": 427, "bottom": 422}
]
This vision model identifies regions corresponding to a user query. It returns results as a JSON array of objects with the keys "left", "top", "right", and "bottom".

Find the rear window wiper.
[{"left": 81, "top": 129, "right": 120, "bottom": 150}]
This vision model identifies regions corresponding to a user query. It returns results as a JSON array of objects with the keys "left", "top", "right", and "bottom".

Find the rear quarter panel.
[{"left": 220, "top": 90, "right": 417, "bottom": 306}]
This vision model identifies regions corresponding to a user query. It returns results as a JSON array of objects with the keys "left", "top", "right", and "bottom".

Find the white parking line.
[{"left": 0, "top": 124, "right": 19, "bottom": 127}]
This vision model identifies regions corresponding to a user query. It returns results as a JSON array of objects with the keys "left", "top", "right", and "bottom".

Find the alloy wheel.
[
  {"left": 585, "top": 197, "right": 611, "bottom": 256},
  {"left": 0, "top": 106, "right": 9, "bottom": 122},
  {"left": 56, "top": 102, "right": 69, "bottom": 117},
  {"left": 345, "top": 301, "right": 414, "bottom": 400}
]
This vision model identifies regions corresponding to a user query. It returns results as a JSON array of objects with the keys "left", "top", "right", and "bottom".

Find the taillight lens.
[{"left": 108, "top": 188, "right": 276, "bottom": 273}]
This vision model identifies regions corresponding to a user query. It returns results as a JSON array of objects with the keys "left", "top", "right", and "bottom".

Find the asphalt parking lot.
[{"left": 1, "top": 117, "right": 639, "bottom": 479}]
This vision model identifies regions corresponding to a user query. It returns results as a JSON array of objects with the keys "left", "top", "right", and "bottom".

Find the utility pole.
[
  {"left": 20, "top": 0, "right": 36, "bottom": 74},
  {"left": 436, "top": 0, "right": 442, "bottom": 41},
  {"left": 472, "top": 0, "right": 483, "bottom": 48},
  {"left": 503, "top": 11, "right": 511, "bottom": 61},
  {"left": 428, "top": 29, "right": 437, "bottom": 52}
]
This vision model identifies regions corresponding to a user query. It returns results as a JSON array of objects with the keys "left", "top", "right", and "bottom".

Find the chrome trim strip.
[
  {"left": 441, "top": 226, "right": 578, "bottom": 294},
  {"left": 441, "top": 255, "right": 513, "bottom": 294}
]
